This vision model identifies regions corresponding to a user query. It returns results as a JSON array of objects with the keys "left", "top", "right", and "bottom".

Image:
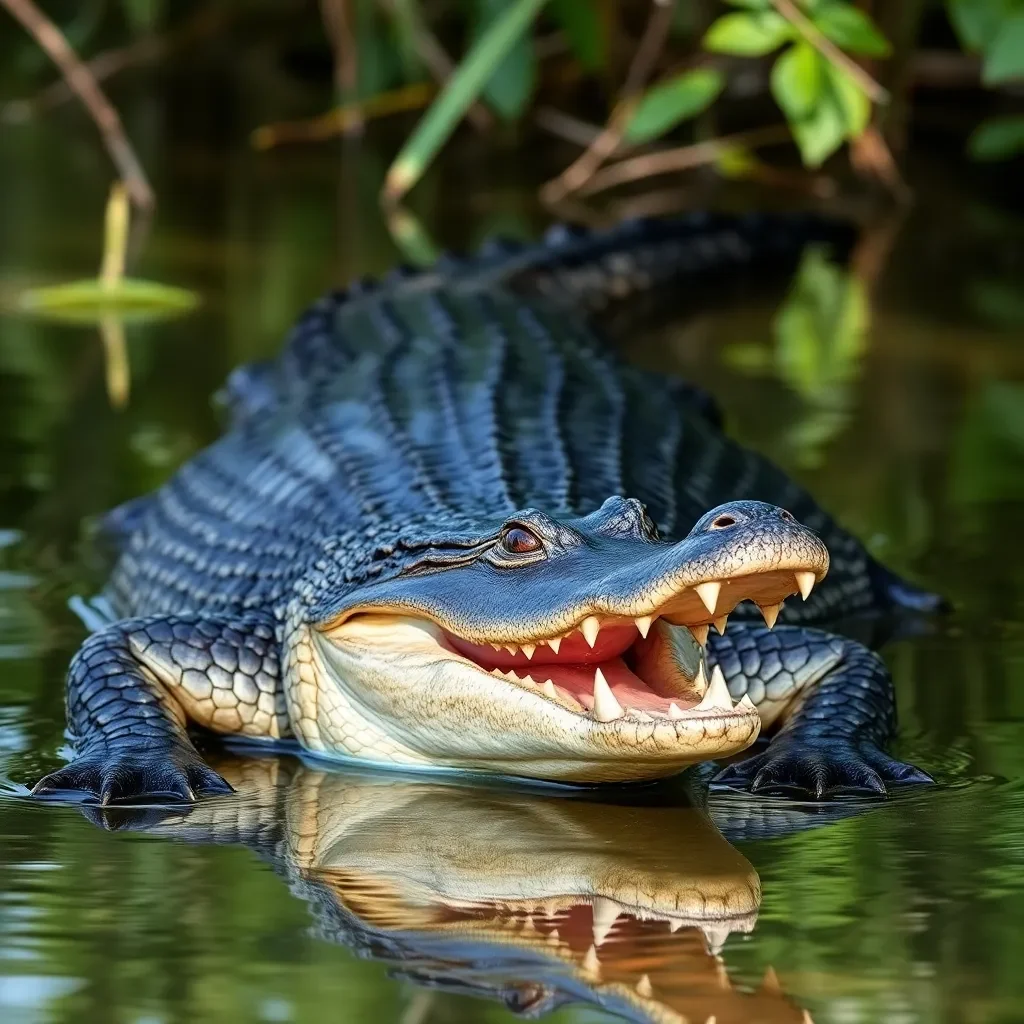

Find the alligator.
[
  {"left": 82, "top": 752, "right": 817, "bottom": 1024},
  {"left": 30, "top": 211, "right": 939, "bottom": 804}
]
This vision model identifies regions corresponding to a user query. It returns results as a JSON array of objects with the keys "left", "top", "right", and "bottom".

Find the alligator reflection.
[{"left": 89, "top": 756, "right": 811, "bottom": 1024}]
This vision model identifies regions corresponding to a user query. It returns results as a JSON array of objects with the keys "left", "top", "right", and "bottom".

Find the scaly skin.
[{"left": 32, "top": 212, "right": 938, "bottom": 802}]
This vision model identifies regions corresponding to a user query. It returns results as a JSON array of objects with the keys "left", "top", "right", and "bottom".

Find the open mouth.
[{"left": 318, "top": 565, "right": 818, "bottom": 768}]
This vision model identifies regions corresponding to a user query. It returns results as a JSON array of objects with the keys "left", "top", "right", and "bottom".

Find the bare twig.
[
  {"left": 540, "top": 0, "right": 676, "bottom": 203},
  {"left": 574, "top": 125, "right": 792, "bottom": 196},
  {"left": 1, "top": 6, "right": 228, "bottom": 121},
  {"left": 770, "top": 0, "right": 889, "bottom": 104},
  {"left": 320, "top": 0, "right": 362, "bottom": 135},
  {"left": 377, "top": 0, "right": 492, "bottom": 131},
  {"left": 0, "top": 0, "right": 154, "bottom": 210},
  {"left": 850, "top": 124, "right": 911, "bottom": 200},
  {"left": 534, "top": 106, "right": 604, "bottom": 147}
]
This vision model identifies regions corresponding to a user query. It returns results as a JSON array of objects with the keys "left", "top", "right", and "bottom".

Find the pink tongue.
[{"left": 446, "top": 623, "right": 638, "bottom": 668}]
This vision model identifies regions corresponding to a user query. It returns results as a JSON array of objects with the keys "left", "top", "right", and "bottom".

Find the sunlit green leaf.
[
  {"left": 826, "top": 62, "right": 871, "bottom": 137},
  {"left": 982, "top": 13, "right": 1024, "bottom": 84},
  {"left": 771, "top": 41, "right": 822, "bottom": 122},
  {"left": 790, "top": 88, "right": 847, "bottom": 167},
  {"left": 474, "top": 0, "right": 537, "bottom": 119},
  {"left": 969, "top": 115, "right": 1024, "bottom": 160},
  {"left": 623, "top": 68, "right": 725, "bottom": 144},
  {"left": 549, "top": 0, "right": 606, "bottom": 70},
  {"left": 812, "top": 2, "right": 891, "bottom": 57},
  {"left": 703, "top": 11, "right": 793, "bottom": 55},
  {"left": 18, "top": 278, "right": 199, "bottom": 324}
]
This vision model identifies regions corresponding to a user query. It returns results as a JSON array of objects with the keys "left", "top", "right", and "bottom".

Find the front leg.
[
  {"left": 707, "top": 624, "right": 932, "bottom": 799},
  {"left": 32, "top": 614, "right": 289, "bottom": 804}
]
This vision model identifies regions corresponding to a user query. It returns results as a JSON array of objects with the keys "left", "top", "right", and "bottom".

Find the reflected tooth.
[
  {"left": 591, "top": 896, "right": 620, "bottom": 946},
  {"left": 668, "top": 919, "right": 683, "bottom": 933},
  {"left": 738, "top": 693, "right": 756, "bottom": 711},
  {"left": 521, "top": 644, "right": 536, "bottom": 660},
  {"left": 635, "top": 615, "right": 653, "bottom": 638},
  {"left": 760, "top": 966, "right": 782, "bottom": 995},
  {"left": 694, "top": 580, "right": 721, "bottom": 614},
  {"left": 696, "top": 665, "right": 733, "bottom": 712},
  {"left": 636, "top": 974, "right": 654, "bottom": 998},
  {"left": 668, "top": 703, "right": 685, "bottom": 720},
  {"left": 795, "top": 571, "right": 815, "bottom": 600},
  {"left": 691, "top": 623, "right": 709, "bottom": 647},
  {"left": 592, "top": 668, "right": 624, "bottom": 722},
  {"left": 580, "top": 615, "right": 601, "bottom": 648},
  {"left": 547, "top": 636, "right": 561, "bottom": 654},
  {"left": 546, "top": 928, "right": 560, "bottom": 946},
  {"left": 582, "top": 944, "right": 601, "bottom": 977},
  {"left": 759, "top": 602, "right": 782, "bottom": 629},
  {"left": 714, "top": 614, "right": 728, "bottom": 636}
]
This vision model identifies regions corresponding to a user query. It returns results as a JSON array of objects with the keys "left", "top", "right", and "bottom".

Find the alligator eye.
[
  {"left": 709, "top": 514, "right": 736, "bottom": 530},
  {"left": 501, "top": 527, "right": 542, "bottom": 554}
]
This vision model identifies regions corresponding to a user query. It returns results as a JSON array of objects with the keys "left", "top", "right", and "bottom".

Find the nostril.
[
  {"left": 778, "top": 509, "right": 795, "bottom": 523},
  {"left": 709, "top": 515, "right": 736, "bottom": 530}
]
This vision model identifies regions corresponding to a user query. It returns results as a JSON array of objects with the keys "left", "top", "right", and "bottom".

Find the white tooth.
[
  {"left": 795, "top": 571, "right": 815, "bottom": 600},
  {"left": 507, "top": 669, "right": 519, "bottom": 680},
  {"left": 695, "top": 665, "right": 733, "bottom": 712},
  {"left": 694, "top": 580, "right": 721, "bottom": 615},
  {"left": 636, "top": 974, "right": 654, "bottom": 998},
  {"left": 521, "top": 675, "right": 535, "bottom": 686},
  {"left": 580, "top": 615, "right": 601, "bottom": 648},
  {"left": 714, "top": 614, "right": 728, "bottom": 636},
  {"left": 522, "top": 644, "right": 536, "bottom": 660},
  {"left": 591, "top": 896, "right": 620, "bottom": 946},
  {"left": 633, "top": 709, "right": 654, "bottom": 721},
  {"left": 669, "top": 919, "right": 683, "bottom": 933},
  {"left": 702, "top": 923, "right": 731, "bottom": 956},
  {"left": 542, "top": 680, "right": 558, "bottom": 700},
  {"left": 505, "top": 645, "right": 519, "bottom": 656},
  {"left": 668, "top": 703, "right": 685, "bottom": 720},
  {"left": 592, "top": 668, "right": 624, "bottom": 722},
  {"left": 582, "top": 944, "right": 601, "bottom": 977},
  {"left": 490, "top": 643, "right": 503, "bottom": 652},
  {"left": 634, "top": 615, "right": 653, "bottom": 638},
  {"left": 759, "top": 602, "right": 782, "bottom": 629},
  {"left": 693, "top": 661, "right": 708, "bottom": 697},
  {"left": 547, "top": 635, "right": 561, "bottom": 654},
  {"left": 738, "top": 693, "right": 756, "bottom": 710},
  {"left": 691, "top": 623, "right": 709, "bottom": 646}
]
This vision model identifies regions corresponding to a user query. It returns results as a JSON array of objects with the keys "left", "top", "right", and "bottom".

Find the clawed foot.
[
  {"left": 711, "top": 737, "right": 933, "bottom": 800},
  {"left": 31, "top": 744, "right": 233, "bottom": 805}
]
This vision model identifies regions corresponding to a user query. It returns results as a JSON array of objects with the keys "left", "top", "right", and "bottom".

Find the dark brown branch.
[{"left": 0, "top": 0, "right": 154, "bottom": 210}]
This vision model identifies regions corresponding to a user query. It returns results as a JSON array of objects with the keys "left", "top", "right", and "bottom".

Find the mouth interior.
[{"left": 444, "top": 619, "right": 706, "bottom": 717}]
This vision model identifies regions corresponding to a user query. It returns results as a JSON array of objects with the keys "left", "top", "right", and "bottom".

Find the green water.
[{"left": 1, "top": 94, "right": 1024, "bottom": 1024}]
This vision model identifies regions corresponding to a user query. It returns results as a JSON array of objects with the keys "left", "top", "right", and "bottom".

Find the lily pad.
[{"left": 18, "top": 277, "right": 199, "bottom": 324}]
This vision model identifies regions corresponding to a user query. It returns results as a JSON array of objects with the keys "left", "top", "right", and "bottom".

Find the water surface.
[{"left": 1, "top": 93, "right": 1023, "bottom": 1024}]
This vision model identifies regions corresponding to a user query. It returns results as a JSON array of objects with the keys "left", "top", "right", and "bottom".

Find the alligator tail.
[{"left": 459, "top": 210, "right": 858, "bottom": 310}]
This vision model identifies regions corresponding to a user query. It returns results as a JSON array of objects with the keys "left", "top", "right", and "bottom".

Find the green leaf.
[
  {"left": 790, "top": 88, "right": 847, "bottom": 166},
  {"left": 623, "top": 68, "right": 725, "bottom": 144},
  {"left": 946, "top": 0, "right": 1004, "bottom": 52},
  {"left": 474, "top": 0, "right": 537, "bottom": 119},
  {"left": 826, "top": 62, "right": 871, "bottom": 137},
  {"left": 983, "top": 13, "right": 1024, "bottom": 84},
  {"left": 549, "top": 0, "right": 606, "bottom": 70},
  {"left": 771, "top": 41, "right": 823, "bottom": 122},
  {"left": 723, "top": 0, "right": 772, "bottom": 8},
  {"left": 812, "top": 2, "right": 891, "bottom": 57},
  {"left": 384, "top": 0, "right": 548, "bottom": 199},
  {"left": 969, "top": 115, "right": 1024, "bottom": 160},
  {"left": 703, "top": 11, "right": 793, "bottom": 56}
]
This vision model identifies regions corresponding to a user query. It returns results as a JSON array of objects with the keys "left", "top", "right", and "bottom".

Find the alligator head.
[{"left": 300, "top": 497, "right": 829, "bottom": 782}]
